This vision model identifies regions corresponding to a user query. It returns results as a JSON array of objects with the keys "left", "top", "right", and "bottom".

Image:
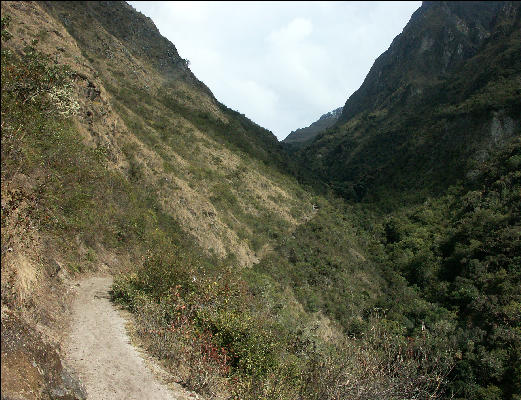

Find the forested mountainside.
[
  {"left": 290, "top": 2, "right": 520, "bottom": 398},
  {"left": 1, "top": 1, "right": 519, "bottom": 400},
  {"left": 283, "top": 107, "right": 342, "bottom": 145},
  {"left": 298, "top": 1, "right": 520, "bottom": 206}
]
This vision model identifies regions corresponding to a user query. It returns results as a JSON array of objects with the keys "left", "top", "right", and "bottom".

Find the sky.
[{"left": 129, "top": 1, "right": 421, "bottom": 140}]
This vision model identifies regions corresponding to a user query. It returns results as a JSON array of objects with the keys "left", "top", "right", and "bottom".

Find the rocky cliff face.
[
  {"left": 283, "top": 107, "right": 343, "bottom": 144},
  {"left": 287, "top": 2, "right": 508, "bottom": 147},
  {"left": 300, "top": 1, "right": 520, "bottom": 205},
  {"left": 338, "top": 1, "right": 505, "bottom": 123}
]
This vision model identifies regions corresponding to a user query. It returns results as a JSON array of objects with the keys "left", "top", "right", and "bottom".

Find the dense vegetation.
[
  {"left": 268, "top": 3, "right": 521, "bottom": 398},
  {"left": 379, "top": 140, "right": 521, "bottom": 399},
  {"left": 111, "top": 203, "right": 455, "bottom": 399}
]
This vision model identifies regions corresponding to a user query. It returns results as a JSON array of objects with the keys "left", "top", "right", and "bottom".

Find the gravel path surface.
[{"left": 64, "top": 276, "right": 197, "bottom": 400}]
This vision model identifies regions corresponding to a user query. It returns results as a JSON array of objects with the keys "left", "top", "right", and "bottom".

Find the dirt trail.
[{"left": 64, "top": 276, "right": 197, "bottom": 400}]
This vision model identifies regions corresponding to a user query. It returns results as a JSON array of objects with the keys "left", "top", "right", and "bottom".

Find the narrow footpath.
[{"left": 64, "top": 276, "right": 197, "bottom": 400}]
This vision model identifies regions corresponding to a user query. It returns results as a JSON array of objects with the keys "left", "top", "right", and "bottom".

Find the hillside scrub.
[
  {"left": 112, "top": 247, "right": 455, "bottom": 400},
  {"left": 2, "top": 10, "right": 448, "bottom": 399}
]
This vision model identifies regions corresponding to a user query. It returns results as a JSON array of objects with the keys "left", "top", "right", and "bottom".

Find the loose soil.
[{"left": 63, "top": 276, "right": 198, "bottom": 400}]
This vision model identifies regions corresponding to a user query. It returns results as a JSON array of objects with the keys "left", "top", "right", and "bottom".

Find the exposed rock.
[
  {"left": 490, "top": 110, "right": 515, "bottom": 146},
  {"left": 338, "top": 1, "right": 506, "bottom": 123}
]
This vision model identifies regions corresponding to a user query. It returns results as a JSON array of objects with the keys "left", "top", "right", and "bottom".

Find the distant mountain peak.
[{"left": 283, "top": 107, "right": 343, "bottom": 144}]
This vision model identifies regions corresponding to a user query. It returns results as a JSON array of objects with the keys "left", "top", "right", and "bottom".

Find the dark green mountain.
[
  {"left": 294, "top": 3, "right": 521, "bottom": 398},
  {"left": 300, "top": 1, "right": 520, "bottom": 206}
]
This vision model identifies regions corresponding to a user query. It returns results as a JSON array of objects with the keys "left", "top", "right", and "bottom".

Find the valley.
[{"left": 1, "top": 2, "right": 519, "bottom": 400}]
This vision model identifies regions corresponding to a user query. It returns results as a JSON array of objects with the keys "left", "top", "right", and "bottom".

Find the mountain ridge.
[
  {"left": 283, "top": 107, "right": 342, "bottom": 144},
  {"left": 338, "top": 1, "right": 506, "bottom": 124},
  {"left": 299, "top": 0, "right": 520, "bottom": 205}
]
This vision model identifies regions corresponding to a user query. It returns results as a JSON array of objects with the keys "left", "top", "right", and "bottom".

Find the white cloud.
[
  {"left": 268, "top": 18, "right": 314, "bottom": 44},
  {"left": 128, "top": 1, "right": 421, "bottom": 139}
]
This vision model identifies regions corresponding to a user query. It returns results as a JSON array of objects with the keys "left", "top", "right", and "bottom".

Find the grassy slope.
[{"left": 37, "top": 0, "right": 317, "bottom": 268}]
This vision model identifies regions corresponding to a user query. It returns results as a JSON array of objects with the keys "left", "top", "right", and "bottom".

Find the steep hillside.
[
  {"left": 0, "top": 1, "right": 312, "bottom": 398},
  {"left": 339, "top": 1, "right": 506, "bottom": 123},
  {"left": 293, "top": 2, "right": 521, "bottom": 399},
  {"left": 375, "top": 138, "right": 521, "bottom": 400},
  {"left": 30, "top": 0, "right": 314, "bottom": 267},
  {"left": 42, "top": 1, "right": 290, "bottom": 169},
  {"left": 300, "top": 1, "right": 520, "bottom": 206},
  {"left": 283, "top": 107, "right": 342, "bottom": 145}
]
